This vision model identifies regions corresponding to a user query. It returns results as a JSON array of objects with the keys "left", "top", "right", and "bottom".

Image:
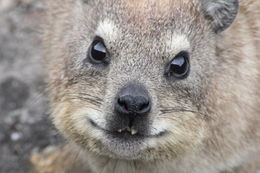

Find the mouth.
[
  {"left": 88, "top": 118, "right": 166, "bottom": 140},
  {"left": 88, "top": 118, "right": 168, "bottom": 159}
]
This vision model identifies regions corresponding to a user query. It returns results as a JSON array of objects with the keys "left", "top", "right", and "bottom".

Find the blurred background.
[{"left": 0, "top": 0, "right": 63, "bottom": 172}]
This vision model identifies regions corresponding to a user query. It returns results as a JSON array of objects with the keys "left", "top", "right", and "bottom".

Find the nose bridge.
[
  {"left": 120, "top": 56, "right": 150, "bottom": 76},
  {"left": 118, "top": 82, "right": 149, "bottom": 98},
  {"left": 105, "top": 38, "right": 161, "bottom": 107},
  {"left": 110, "top": 50, "right": 159, "bottom": 85}
]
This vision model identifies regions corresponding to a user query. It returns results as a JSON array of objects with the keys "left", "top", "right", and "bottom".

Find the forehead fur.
[
  {"left": 100, "top": 0, "right": 204, "bottom": 36},
  {"left": 122, "top": 0, "right": 197, "bottom": 10},
  {"left": 116, "top": 0, "right": 200, "bottom": 17}
]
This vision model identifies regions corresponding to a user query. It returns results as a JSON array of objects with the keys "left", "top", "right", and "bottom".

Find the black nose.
[
  {"left": 118, "top": 95, "right": 150, "bottom": 114},
  {"left": 115, "top": 84, "right": 151, "bottom": 117}
]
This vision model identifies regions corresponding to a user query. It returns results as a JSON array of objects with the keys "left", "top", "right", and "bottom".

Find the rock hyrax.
[{"left": 42, "top": 0, "right": 260, "bottom": 172}]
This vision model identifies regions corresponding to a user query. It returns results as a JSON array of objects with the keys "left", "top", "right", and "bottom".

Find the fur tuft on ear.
[{"left": 200, "top": 0, "right": 239, "bottom": 33}]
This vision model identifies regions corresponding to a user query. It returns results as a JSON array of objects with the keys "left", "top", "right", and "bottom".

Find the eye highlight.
[
  {"left": 165, "top": 51, "right": 190, "bottom": 80},
  {"left": 88, "top": 36, "right": 110, "bottom": 65}
]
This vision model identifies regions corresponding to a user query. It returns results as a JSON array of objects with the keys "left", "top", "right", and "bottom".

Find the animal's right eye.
[
  {"left": 164, "top": 51, "right": 190, "bottom": 81},
  {"left": 88, "top": 36, "right": 110, "bottom": 65}
]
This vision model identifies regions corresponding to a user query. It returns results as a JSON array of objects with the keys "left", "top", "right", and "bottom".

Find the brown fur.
[{"left": 42, "top": 0, "right": 260, "bottom": 172}]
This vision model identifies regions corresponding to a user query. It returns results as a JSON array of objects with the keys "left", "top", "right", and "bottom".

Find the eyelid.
[
  {"left": 174, "top": 51, "right": 190, "bottom": 60},
  {"left": 92, "top": 35, "right": 110, "bottom": 50},
  {"left": 163, "top": 50, "right": 190, "bottom": 63},
  {"left": 93, "top": 35, "right": 104, "bottom": 42}
]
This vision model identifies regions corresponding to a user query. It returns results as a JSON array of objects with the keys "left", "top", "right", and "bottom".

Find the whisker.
[
  {"left": 77, "top": 93, "right": 103, "bottom": 102},
  {"left": 159, "top": 107, "right": 208, "bottom": 118},
  {"left": 66, "top": 94, "right": 102, "bottom": 106}
]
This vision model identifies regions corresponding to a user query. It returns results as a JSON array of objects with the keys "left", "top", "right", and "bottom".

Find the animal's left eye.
[
  {"left": 88, "top": 36, "right": 109, "bottom": 64},
  {"left": 165, "top": 51, "right": 190, "bottom": 80}
]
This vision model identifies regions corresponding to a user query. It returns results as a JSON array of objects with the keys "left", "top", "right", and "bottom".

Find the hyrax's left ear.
[{"left": 200, "top": 0, "right": 239, "bottom": 33}]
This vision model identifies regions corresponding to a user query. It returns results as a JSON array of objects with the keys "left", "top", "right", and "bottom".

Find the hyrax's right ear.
[{"left": 200, "top": 0, "right": 239, "bottom": 33}]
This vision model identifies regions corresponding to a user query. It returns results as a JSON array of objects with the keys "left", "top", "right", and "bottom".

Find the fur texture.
[{"left": 42, "top": 0, "right": 260, "bottom": 172}]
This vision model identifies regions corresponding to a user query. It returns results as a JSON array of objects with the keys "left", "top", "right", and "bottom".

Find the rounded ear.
[{"left": 200, "top": 0, "right": 239, "bottom": 33}]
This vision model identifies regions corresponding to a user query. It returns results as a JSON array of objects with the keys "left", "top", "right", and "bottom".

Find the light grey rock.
[{"left": 0, "top": 1, "right": 63, "bottom": 172}]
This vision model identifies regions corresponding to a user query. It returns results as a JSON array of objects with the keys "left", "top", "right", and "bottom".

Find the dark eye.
[
  {"left": 165, "top": 51, "right": 190, "bottom": 80},
  {"left": 88, "top": 36, "right": 109, "bottom": 64}
]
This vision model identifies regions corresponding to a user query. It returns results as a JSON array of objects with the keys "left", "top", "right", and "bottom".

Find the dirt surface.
[{"left": 0, "top": 0, "right": 63, "bottom": 172}]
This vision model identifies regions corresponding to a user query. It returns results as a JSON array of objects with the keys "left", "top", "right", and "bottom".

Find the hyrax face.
[{"left": 44, "top": 0, "right": 240, "bottom": 160}]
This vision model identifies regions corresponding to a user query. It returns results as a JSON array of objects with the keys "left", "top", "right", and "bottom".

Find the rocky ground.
[{"left": 0, "top": 0, "right": 63, "bottom": 172}]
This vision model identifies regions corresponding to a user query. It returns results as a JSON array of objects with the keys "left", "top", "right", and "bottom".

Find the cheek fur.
[
  {"left": 52, "top": 99, "right": 104, "bottom": 141},
  {"left": 148, "top": 112, "right": 207, "bottom": 155}
]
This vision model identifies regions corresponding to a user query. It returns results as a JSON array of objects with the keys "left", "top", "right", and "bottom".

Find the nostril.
[
  {"left": 135, "top": 96, "right": 150, "bottom": 113},
  {"left": 118, "top": 97, "right": 124, "bottom": 106},
  {"left": 117, "top": 96, "right": 128, "bottom": 111},
  {"left": 139, "top": 101, "right": 150, "bottom": 113}
]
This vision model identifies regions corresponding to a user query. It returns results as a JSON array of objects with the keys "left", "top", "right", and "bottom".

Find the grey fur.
[{"left": 200, "top": 0, "right": 239, "bottom": 33}]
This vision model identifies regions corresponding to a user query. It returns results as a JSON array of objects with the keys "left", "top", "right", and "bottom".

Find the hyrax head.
[{"left": 45, "top": 0, "right": 239, "bottom": 160}]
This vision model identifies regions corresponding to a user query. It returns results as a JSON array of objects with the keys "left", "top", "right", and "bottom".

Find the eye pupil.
[
  {"left": 92, "top": 42, "right": 107, "bottom": 61},
  {"left": 165, "top": 51, "right": 190, "bottom": 80},
  {"left": 88, "top": 36, "right": 109, "bottom": 64},
  {"left": 170, "top": 56, "right": 187, "bottom": 75}
]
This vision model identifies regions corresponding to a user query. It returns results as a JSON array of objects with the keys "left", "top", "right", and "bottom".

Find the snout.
[
  {"left": 115, "top": 84, "right": 151, "bottom": 119},
  {"left": 108, "top": 83, "right": 152, "bottom": 136}
]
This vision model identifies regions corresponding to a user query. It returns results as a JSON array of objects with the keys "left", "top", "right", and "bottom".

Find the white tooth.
[
  {"left": 131, "top": 129, "right": 138, "bottom": 135},
  {"left": 118, "top": 129, "right": 122, "bottom": 133}
]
